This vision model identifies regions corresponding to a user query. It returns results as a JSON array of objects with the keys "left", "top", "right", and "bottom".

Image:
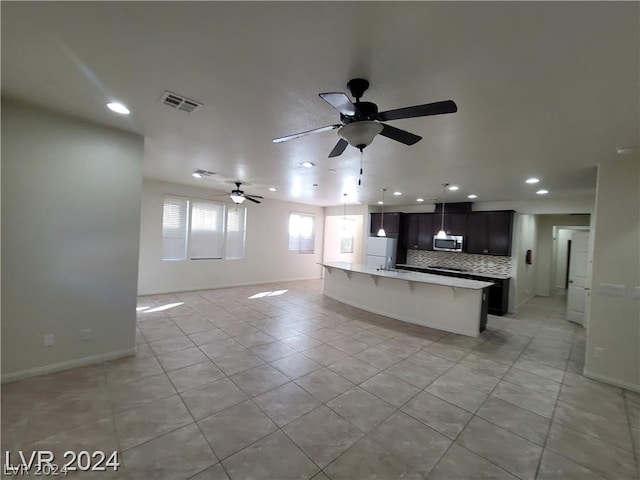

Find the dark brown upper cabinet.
[
  {"left": 440, "top": 212, "right": 467, "bottom": 237},
  {"left": 398, "top": 210, "right": 514, "bottom": 256},
  {"left": 403, "top": 213, "right": 420, "bottom": 250},
  {"left": 369, "top": 212, "right": 401, "bottom": 237},
  {"left": 466, "top": 211, "right": 514, "bottom": 256}
]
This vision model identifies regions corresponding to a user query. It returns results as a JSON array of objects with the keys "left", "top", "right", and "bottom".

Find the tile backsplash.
[{"left": 406, "top": 250, "right": 512, "bottom": 277}]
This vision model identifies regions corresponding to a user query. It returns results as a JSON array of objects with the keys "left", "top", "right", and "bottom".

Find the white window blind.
[
  {"left": 162, "top": 196, "right": 189, "bottom": 260},
  {"left": 289, "top": 213, "right": 315, "bottom": 254},
  {"left": 190, "top": 200, "right": 224, "bottom": 259},
  {"left": 225, "top": 206, "right": 247, "bottom": 259}
]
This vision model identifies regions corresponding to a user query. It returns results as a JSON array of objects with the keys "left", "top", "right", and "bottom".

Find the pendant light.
[
  {"left": 377, "top": 188, "right": 387, "bottom": 237},
  {"left": 342, "top": 193, "right": 349, "bottom": 233},
  {"left": 436, "top": 183, "right": 449, "bottom": 239}
]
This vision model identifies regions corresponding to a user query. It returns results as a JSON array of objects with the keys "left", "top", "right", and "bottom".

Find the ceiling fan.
[
  {"left": 228, "top": 182, "right": 263, "bottom": 204},
  {"left": 273, "top": 78, "right": 457, "bottom": 157}
]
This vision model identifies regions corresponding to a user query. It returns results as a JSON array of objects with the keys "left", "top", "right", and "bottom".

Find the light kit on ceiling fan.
[
  {"left": 228, "top": 182, "right": 263, "bottom": 204},
  {"left": 338, "top": 121, "right": 383, "bottom": 151},
  {"left": 229, "top": 192, "right": 245, "bottom": 204}
]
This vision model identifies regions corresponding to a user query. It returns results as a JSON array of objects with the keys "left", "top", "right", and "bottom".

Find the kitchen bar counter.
[
  {"left": 395, "top": 263, "right": 512, "bottom": 316},
  {"left": 320, "top": 262, "right": 492, "bottom": 337},
  {"left": 396, "top": 263, "right": 512, "bottom": 280}
]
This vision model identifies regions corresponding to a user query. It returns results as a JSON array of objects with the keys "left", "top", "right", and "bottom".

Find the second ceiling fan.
[{"left": 273, "top": 78, "right": 457, "bottom": 157}]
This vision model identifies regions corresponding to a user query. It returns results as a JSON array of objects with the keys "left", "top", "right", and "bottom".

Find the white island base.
[{"left": 321, "top": 262, "right": 492, "bottom": 337}]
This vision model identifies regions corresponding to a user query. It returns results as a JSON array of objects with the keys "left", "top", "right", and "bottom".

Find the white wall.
[
  {"left": 513, "top": 213, "right": 538, "bottom": 309},
  {"left": 138, "top": 179, "right": 324, "bottom": 294},
  {"left": 585, "top": 157, "right": 640, "bottom": 391},
  {"left": 1, "top": 99, "right": 144, "bottom": 381}
]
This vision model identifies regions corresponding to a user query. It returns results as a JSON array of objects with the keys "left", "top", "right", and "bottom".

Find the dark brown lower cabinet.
[{"left": 397, "top": 267, "right": 510, "bottom": 316}]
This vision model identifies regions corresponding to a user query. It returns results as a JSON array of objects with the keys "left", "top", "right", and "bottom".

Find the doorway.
[
  {"left": 566, "top": 230, "right": 590, "bottom": 326},
  {"left": 323, "top": 214, "right": 364, "bottom": 264}
]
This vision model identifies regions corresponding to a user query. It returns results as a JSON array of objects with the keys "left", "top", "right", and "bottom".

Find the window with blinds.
[
  {"left": 161, "top": 196, "right": 246, "bottom": 261},
  {"left": 190, "top": 200, "right": 224, "bottom": 259},
  {"left": 288, "top": 213, "right": 315, "bottom": 254},
  {"left": 162, "top": 196, "right": 189, "bottom": 261},
  {"left": 225, "top": 206, "right": 247, "bottom": 259}
]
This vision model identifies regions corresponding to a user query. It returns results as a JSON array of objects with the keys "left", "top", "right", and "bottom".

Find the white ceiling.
[{"left": 2, "top": 2, "right": 638, "bottom": 207}]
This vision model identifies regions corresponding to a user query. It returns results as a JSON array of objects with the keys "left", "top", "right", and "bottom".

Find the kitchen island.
[{"left": 320, "top": 262, "right": 493, "bottom": 337}]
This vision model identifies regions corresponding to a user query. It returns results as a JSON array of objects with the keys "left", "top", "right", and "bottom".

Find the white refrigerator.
[{"left": 365, "top": 237, "right": 397, "bottom": 269}]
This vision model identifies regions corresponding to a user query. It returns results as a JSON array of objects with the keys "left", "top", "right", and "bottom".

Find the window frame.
[
  {"left": 161, "top": 195, "right": 247, "bottom": 261},
  {"left": 288, "top": 212, "right": 316, "bottom": 254}
]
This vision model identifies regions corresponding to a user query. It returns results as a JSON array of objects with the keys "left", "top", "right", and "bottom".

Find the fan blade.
[
  {"left": 245, "top": 194, "right": 263, "bottom": 200},
  {"left": 244, "top": 196, "right": 261, "bottom": 204},
  {"left": 273, "top": 124, "right": 341, "bottom": 143},
  {"left": 378, "top": 100, "right": 457, "bottom": 122},
  {"left": 379, "top": 124, "right": 422, "bottom": 145},
  {"left": 328, "top": 138, "right": 349, "bottom": 158},
  {"left": 319, "top": 92, "right": 361, "bottom": 117}
]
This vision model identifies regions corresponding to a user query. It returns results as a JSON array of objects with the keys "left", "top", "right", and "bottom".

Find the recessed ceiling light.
[
  {"left": 106, "top": 102, "right": 130, "bottom": 115},
  {"left": 416, "top": 198, "right": 424, "bottom": 202},
  {"left": 301, "top": 162, "right": 314, "bottom": 168},
  {"left": 536, "top": 189, "right": 549, "bottom": 195},
  {"left": 448, "top": 185, "right": 459, "bottom": 191},
  {"left": 268, "top": 187, "right": 277, "bottom": 192},
  {"left": 468, "top": 194, "right": 478, "bottom": 199},
  {"left": 377, "top": 201, "right": 384, "bottom": 205},
  {"left": 393, "top": 191, "right": 402, "bottom": 196},
  {"left": 526, "top": 177, "right": 540, "bottom": 184}
]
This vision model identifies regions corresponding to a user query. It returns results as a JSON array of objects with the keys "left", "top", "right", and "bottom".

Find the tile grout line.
[{"left": 531, "top": 317, "right": 574, "bottom": 480}]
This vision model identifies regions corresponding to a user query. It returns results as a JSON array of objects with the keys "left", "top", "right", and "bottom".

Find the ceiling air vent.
[
  {"left": 193, "top": 169, "right": 216, "bottom": 178},
  {"left": 160, "top": 91, "right": 203, "bottom": 113}
]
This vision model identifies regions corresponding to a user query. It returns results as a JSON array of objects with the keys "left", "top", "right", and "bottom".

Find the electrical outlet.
[
  {"left": 43, "top": 334, "right": 54, "bottom": 347},
  {"left": 594, "top": 347, "right": 604, "bottom": 359}
]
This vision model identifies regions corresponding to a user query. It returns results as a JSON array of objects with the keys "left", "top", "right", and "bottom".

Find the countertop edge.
[{"left": 320, "top": 262, "right": 493, "bottom": 290}]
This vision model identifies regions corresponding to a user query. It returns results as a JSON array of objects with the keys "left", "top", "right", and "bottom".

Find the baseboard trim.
[
  {"left": 1, "top": 348, "right": 136, "bottom": 384},
  {"left": 516, "top": 294, "right": 535, "bottom": 310},
  {"left": 583, "top": 369, "right": 640, "bottom": 393},
  {"left": 138, "top": 276, "right": 322, "bottom": 296}
]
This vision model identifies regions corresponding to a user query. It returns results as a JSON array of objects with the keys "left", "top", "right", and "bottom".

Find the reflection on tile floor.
[{"left": 2, "top": 280, "right": 639, "bottom": 479}]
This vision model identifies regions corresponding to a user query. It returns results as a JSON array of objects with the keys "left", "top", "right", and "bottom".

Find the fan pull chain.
[{"left": 358, "top": 149, "right": 364, "bottom": 186}]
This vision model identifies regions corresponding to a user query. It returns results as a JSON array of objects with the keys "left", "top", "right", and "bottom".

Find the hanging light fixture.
[
  {"left": 342, "top": 193, "right": 349, "bottom": 233},
  {"left": 377, "top": 188, "right": 387, "bottom": 237},
  {"left": 229, "top": 192, "right": 246, "bottom": 204},
  {"left": 436, "top": 183, "right": 449, "bottom": 239},
  {"left": 338, "top": 121, "right": 383, "bottom": 151}
]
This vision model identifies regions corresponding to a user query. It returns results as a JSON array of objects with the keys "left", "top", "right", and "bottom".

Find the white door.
[{"left": 566, "top": 231, "right": 590, "bottom": 325}]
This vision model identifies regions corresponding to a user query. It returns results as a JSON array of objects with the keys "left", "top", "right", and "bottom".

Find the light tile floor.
[{"left": 2, "top": 280, "right": 639, "bottom": 479}]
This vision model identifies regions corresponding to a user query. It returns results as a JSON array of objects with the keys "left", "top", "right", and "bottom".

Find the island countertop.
[
  {"left": 319, "top": 262, "right": 491, "bottom": 337},
  {"left": 320, "top": 262, "right": 493, "bottom": 290},
  {"left": 396, "top": 263, "right": 512, "bottom": 280}
]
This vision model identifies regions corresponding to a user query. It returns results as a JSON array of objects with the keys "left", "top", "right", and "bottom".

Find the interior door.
[{"left": 566, "top": 231, "right": 590, "bottom": 325}]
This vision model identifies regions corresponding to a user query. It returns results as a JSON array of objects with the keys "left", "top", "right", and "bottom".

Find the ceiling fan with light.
[
  {"left": 273, "top": 78, "right": 457, "bottom": 157},
  {"left": 228, "top": 182, "right": 263, "bottom": 204}
]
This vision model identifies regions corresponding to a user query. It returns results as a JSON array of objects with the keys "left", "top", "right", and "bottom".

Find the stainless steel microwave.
[{"left": 433, "top": 235, "right": 464, "bottom": 252}]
